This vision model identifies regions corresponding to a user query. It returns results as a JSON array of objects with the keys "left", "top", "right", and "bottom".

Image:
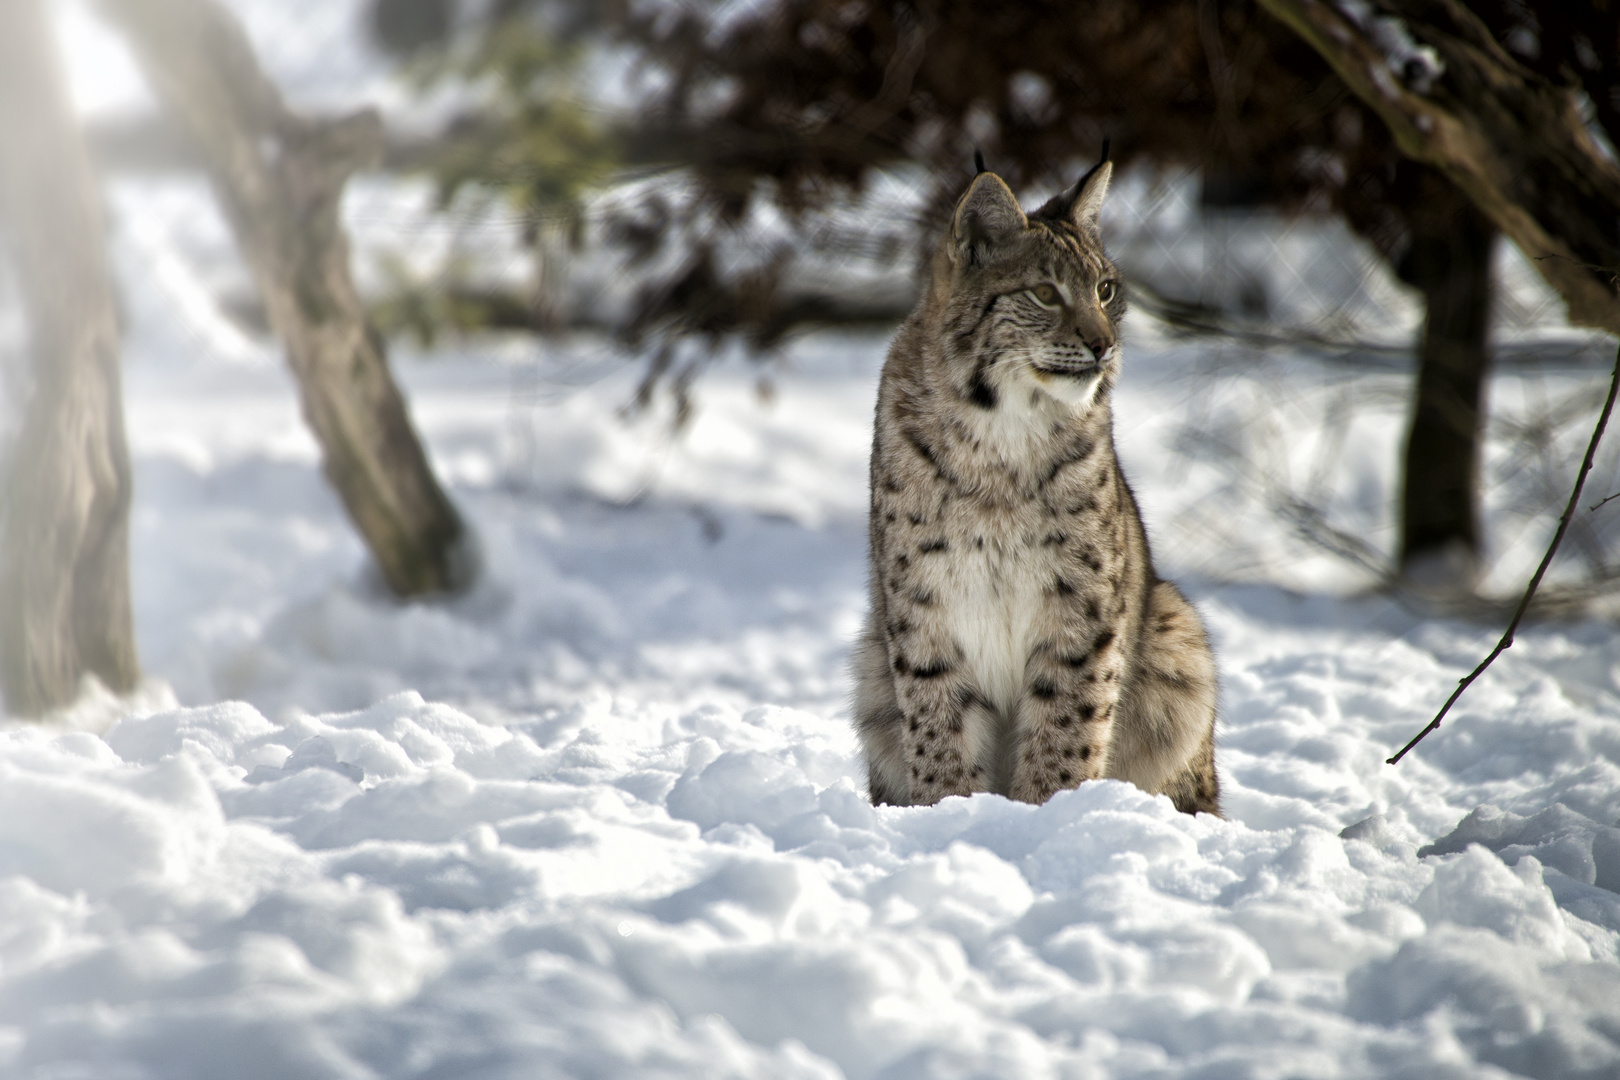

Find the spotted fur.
[{"left": 853, "top": 161, "right": 1220, "bottom": 814}]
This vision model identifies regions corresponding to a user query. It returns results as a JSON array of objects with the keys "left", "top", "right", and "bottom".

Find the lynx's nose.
[{"left": 1081, "top": 333, "right": 1117, "bottom": 364}]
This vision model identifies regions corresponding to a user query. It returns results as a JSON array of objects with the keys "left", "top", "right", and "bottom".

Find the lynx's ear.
[
  {"left": 1068, "top": 159, "right": 1112, "bottom": 230},
  {"left": 952, "top": 172, "right": 1026, "bottom": 267},
  {"left": 1037, "top": 139, "right": 1112, "bottom": 231}
]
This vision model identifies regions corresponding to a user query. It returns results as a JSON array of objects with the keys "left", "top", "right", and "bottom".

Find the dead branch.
[{"left": 1387, "top": 340, "right": 1620, "bottom": 764}]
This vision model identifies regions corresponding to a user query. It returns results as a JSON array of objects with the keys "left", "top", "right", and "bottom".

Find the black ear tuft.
[
  {"left": 974, "top": 149, "right": 987, "bottom": 175},
  {"left": 1067, "top": 138, "right": 1112, "bottom": 206}
]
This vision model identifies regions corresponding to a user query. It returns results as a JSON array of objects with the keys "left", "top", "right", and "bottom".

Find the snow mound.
[{"left": 2, "top": 693, "right": 1617, "bottom": 1078}]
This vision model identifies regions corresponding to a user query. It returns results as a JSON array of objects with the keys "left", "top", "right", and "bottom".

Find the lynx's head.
[{"left": 924, "top": 153, "right": 1124, "bottom": 414}]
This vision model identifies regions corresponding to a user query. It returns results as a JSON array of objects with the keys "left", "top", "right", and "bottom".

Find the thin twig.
[
  {"left": 1388, "top": 341, "right": 1620, "bottom": 765},
  {"left": 1590, "top": 491, "right": 1620, "bottom": 512}
]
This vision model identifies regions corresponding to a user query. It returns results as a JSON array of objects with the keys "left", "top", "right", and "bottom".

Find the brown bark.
[
  {"left": 1397, "top": 183, "right": 1495, "bottom": 578},
  {"left": 1256, "top": 0, "right": 1620, "bottom": 337},
  {"left": 0, "top": 0, "right": 140, "bottom": 714},
  {"left": 99, "top": 0, "right": 472, "bottom": 597}
]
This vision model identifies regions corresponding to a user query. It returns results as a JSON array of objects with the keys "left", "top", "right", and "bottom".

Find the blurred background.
[{"left": 2, "top": 0, "right": 1619, "bottom": 720}]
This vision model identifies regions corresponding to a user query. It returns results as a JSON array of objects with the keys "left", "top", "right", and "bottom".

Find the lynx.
[{"left": 852, "top": 151, "right": 1220, "bottom": 814}]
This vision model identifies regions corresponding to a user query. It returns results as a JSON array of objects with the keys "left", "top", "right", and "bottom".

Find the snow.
[
  {"left": 3, "top": 2, "right": 1619, "bottom": 1077},
  {"left": 5, "top": 318, "right": 1620, "bottom": 1077},
  {"left": 1334, "top": 0, "right": 1445, "bottom": 97}
]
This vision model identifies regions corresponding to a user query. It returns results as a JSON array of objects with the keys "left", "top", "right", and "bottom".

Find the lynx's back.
[{"left": 852, "top": 156, "right": 1220, "bottom": 814}]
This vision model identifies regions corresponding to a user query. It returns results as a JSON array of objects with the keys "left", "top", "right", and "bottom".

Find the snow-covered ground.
[
  {"left": 3, "top": 2, "right": 1619, "bottom": 1077},
  {"left": 4, "top": 308, "right": 1620, "bottom": 1077}
]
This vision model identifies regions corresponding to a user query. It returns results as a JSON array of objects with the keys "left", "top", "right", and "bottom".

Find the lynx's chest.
[
  {"left": 935, "top": 505, "right": 1055, "bottom": 720},
  {"left": 873, "top": 374, "right": 1122, "bottom": 721}
]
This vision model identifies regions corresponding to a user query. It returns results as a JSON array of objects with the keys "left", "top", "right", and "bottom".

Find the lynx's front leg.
[
  {"left": 875, "top": 509, "right": 999, "bottom": 801},
  {"left": 1010, "top": 613, "right": 1127, "bottom": 804},
  {"left": 869, "top": 438, "right": 1002, "bottom": 804},
  {"left": 884, "top": 599, "right": 999, "bottom": 804}
]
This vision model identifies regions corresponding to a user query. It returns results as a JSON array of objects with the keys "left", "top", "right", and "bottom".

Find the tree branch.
[
  {"left": 1387, "top": 340, "right": 1620, "bottom": 764},
  {"left": 1255, "top": 0, "right": 1620, "bottom": 336}
]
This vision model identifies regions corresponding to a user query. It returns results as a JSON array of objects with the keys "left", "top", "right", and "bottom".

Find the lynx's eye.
[
  {"left": 1097, "top": 280, "right": 1116, "bottom": 304},
  {"left": 1030, "top": 283, "right": 1062, "bottom": 307}
]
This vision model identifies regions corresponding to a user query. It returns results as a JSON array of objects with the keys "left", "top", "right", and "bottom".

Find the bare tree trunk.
[
  {"left": 1257, "top": 0, "right": 1620, "bottom": 337},
  {"left": 98, "top": 0, "right": 472, "bottom": 597},
  {"left": 1398, "top": 189, "right": 1495, "bottom": 582},
  {"left": 0, "top": 0, "right": 140, "bottom": 714}
]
